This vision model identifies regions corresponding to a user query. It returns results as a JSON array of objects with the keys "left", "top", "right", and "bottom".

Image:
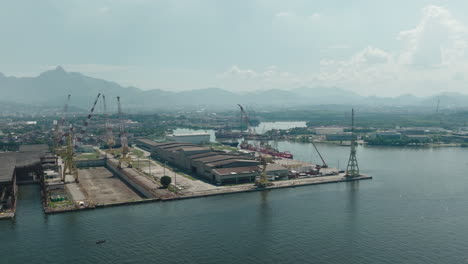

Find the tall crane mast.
[
  {"left": 238, "top": 104, "right": 254, "bottom": 135},
  {"left": 62, "top": 93, "right": 101, "bottom": 183},
  {"left": 117, "top": 96, "right": 131, "bottom": 168},
  {"left": 54, "top": 94, "right": 71, "bottom": 150},
  {"left": 102, "top": 94, "right": 115, "bottom": 153}
]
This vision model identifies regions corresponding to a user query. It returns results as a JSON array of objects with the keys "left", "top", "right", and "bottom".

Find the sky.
[{"left": 2, "top": 0, "right": 468, "bottom": 96}]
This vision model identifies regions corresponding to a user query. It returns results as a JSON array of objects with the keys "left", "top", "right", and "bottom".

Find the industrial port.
[{"left": 0, "top": 94, "right": 371, "bottom": 219}]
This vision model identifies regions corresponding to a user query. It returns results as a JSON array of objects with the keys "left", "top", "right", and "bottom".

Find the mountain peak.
[
  {"left": 54, "top": 65, "right": 66, "bottom": 73},
  {"left": 39, "top": 65, "right": 68, "bottom": 78}
]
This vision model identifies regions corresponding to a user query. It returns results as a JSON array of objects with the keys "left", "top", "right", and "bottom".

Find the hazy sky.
[{"left": 2, "top": 0, "right": 468, "bottom": 96}]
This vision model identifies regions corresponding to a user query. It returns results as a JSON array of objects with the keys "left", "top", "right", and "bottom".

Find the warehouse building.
[
  {"left": 135, "top": 139, "right": 260, "bottom": 185},
  {"left": 0, "top": 153, "right": 17, "bottom": 215}
]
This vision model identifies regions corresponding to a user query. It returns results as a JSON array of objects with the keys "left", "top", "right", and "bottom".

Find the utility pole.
[
  {"left": 174, "top": 170, "right": 177, "bottom": 185},
  {"left": 148, "top": 159, "right": 151, "bottom": 175},
  {"left": 164, "top": 161, "right": 167, "bottom": 176},
  {"left": 345, "top": 109, "right": 360, "bottom": 178}
]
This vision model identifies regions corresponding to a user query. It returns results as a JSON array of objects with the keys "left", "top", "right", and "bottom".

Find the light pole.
[
  {"left": 174, "top": 170, "right": 177, "bottom": 185},
  {"left": 148, "top": 158, "right": 151, "bottom": 175},
  {"left": 164, "top": 161, "right": 167, "bottom": 176}
]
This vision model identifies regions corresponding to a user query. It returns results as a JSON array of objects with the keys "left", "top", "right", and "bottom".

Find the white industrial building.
[{"left": 313, "top": 127, "right": 344, "bottom": 135}]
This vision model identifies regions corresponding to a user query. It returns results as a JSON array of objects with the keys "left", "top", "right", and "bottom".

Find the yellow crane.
[
  {"left": 117, "top": 96, "right": 132, "bottom": 168},
  {"left": 255, "top": 155, "right": 273, "bottom": 188},
  {"left": 102, "top": 94, "right": 115, "bottom": 154}
]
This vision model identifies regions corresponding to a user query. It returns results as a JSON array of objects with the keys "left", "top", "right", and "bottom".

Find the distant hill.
[{"left": 1, "top": 66, "right": 467, "bottom": 111}]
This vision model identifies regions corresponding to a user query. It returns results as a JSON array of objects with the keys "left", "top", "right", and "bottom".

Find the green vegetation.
[
  {"left": 167, "top": 185, "right": 178, "bottom": 193},
  {"left": 365, "top": 136, "right": 432, "bottom": 146},
  {"left": 76, "top": 152, "right": 100, "bottom": 160},
  {"left": 48, "top": 198, "right": 73, "bottom": 209},
  {"left": 131, "top": 149, "right": 145, "bottom": 158},
  {"left": 160, "top": 176, "right": 172, "bottom": 187}
]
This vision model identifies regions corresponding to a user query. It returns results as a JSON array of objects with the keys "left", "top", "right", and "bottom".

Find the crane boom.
[
  {"left": 238, "top": 104, "right": 253, "bottom": 135},
  {"left": 311, "top": 141, "right": 328, "bottom": 168},
  {"left": 80, "top": 93, "right": 101, "bottom": 135}
]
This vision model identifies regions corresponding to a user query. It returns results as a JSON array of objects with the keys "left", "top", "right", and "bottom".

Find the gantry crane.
[
  {"left": 102, "top": 94, "right": 115, "bottom": 154},
  {"left": 117, "top": 96, "right": 132, "bottom": 168},
  {"left": 54, "top": 94, "right": 71, "bottom": 153},
  {"left": 255, "top": 155, "right": 273, "bottom": 188},
  {"left": 62, "top": 129, "right": 78, "bottom": 183}
]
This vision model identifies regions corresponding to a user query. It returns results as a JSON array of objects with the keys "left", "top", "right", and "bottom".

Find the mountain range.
[{"left": 0, "top": 66, "right": 466, "bottom": 111}]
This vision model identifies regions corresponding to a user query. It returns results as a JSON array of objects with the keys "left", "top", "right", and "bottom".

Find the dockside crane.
[
  {"left": 255, "top": 155, "right": 273, "bottom": 188},
  {"left": 238, "top": 104, "right": 255, "bottom": 135},
  {"left": 117, "top": 96, "right": 132, "bottom": 168},
  {"left": 62, "top": 128, "right": 78, "bottom": 183},
  {"left": 311, "top": 141, "right": 328, "bottom": 168},
  {"left": 54, "top": 94, "right": 71, "bottom": 152},
  {"left": 62, "top": 93, "right": 101, "bottom": 183},
  {"left": 77, "top": 93, "right": 101, "bottom": 144},
  {"left": 102, "top": 94, "right": 115, "bottom": 154}
]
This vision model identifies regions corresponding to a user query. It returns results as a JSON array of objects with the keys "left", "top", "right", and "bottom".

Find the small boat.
[{"left": 96, "top": 240, "right": 106, "bottom": 244}]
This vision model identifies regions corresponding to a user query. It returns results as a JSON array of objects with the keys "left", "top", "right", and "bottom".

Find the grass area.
[
  {"left": 76, "top": 152, "right": 100, "bottom": 160},
  {"left": 131, "top": 149, "right": 145, "bottom": 158},
  {"left": 48, "top": 198, "right": 74, "bottom": 209},
  {"left": 167, "top": 185, "right": 179, "bottom": 193}
]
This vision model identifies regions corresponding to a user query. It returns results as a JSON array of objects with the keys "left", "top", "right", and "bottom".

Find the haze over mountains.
[{"left": 0, "top": 66, "right": 466, "bottom": 111}]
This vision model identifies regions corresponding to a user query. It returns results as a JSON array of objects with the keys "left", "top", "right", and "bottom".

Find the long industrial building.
[
  {"left": 0, "top": 144, "right": 53, "bottom": 217},
  {"left": 136, "top": 139, "right": 260, "bottom": 185}
]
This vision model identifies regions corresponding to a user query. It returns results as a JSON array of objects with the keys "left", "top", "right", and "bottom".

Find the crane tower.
[{"left": 345, "top": 109, "right": 360, "bottom": 178}]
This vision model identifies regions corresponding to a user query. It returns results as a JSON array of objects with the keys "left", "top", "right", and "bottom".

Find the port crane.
[
  {"left": 102, "top": 94, "right": 115, "bottom": 154},
  {"left": 255, "top": 155, "right": 273, "bottom": 188},
  {"left": 77, "top": 93, "right": 101, "bottom": 144},
  {"left": 54, "top": 94, "right": 71, "bottom": 152},
  {"left": 238, "top": 104, "right": 255, "bottom": 135},
  {"left": 311, "top": 141, "right": 328, "bottom": 168},
  {"left": 117, "top": 96, "right": 132, "bottom": 168},
  {"left": 61, "top": 93, "right": 101, "bottom": 183}
]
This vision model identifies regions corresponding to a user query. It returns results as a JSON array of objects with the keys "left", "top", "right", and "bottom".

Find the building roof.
[
  {"left": 135, "top": 138, "right": 161, "bottom": 147},
  {"left": 180, "top": 147, "right": 211, "bottom": 153},
  {"left": 158, "top": 143, "right": 195, "bottom": 149},
  {"left": 206, "top": 159, "right": 259, "bottom": 168},
  {"left": 188, "top": 152, "right": 220, "bottom": 159},
  {"left": 212, "top": 166, "right": 260, "bottom": 176},
  {"left": 192, "top": 155, "right": 238, "bottom": 163},
  {"left": 0, "top": 153, "right": 16, "bottom": 183},
  {"left": 18, "top": 144, "right": 48, "bottom": 152},
  {"left": 264, "top": 163, "right": 289, "bottom": 172},
  {"left": 16, "top": 144, "right": 49, "bottom": 168}
]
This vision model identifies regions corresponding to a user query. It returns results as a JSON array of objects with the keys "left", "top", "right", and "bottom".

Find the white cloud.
[
  {"left": 310, "top": 5, "right": 468, "bottom": 96},
  {"left": 398, "top": 5, "right": 468, "bottom": 66},
  {"left": 221, "top": 65, "right": 257, "bottom": 79}
]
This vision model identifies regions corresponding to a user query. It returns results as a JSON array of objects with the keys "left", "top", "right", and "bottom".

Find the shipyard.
[{"left": 0, "top": 94, "right": 370, "bottom": 219}]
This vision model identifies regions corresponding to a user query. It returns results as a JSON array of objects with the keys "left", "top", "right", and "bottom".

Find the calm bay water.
[{"left": 2, "top": 143, "right": 468, "bottom": 264}]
